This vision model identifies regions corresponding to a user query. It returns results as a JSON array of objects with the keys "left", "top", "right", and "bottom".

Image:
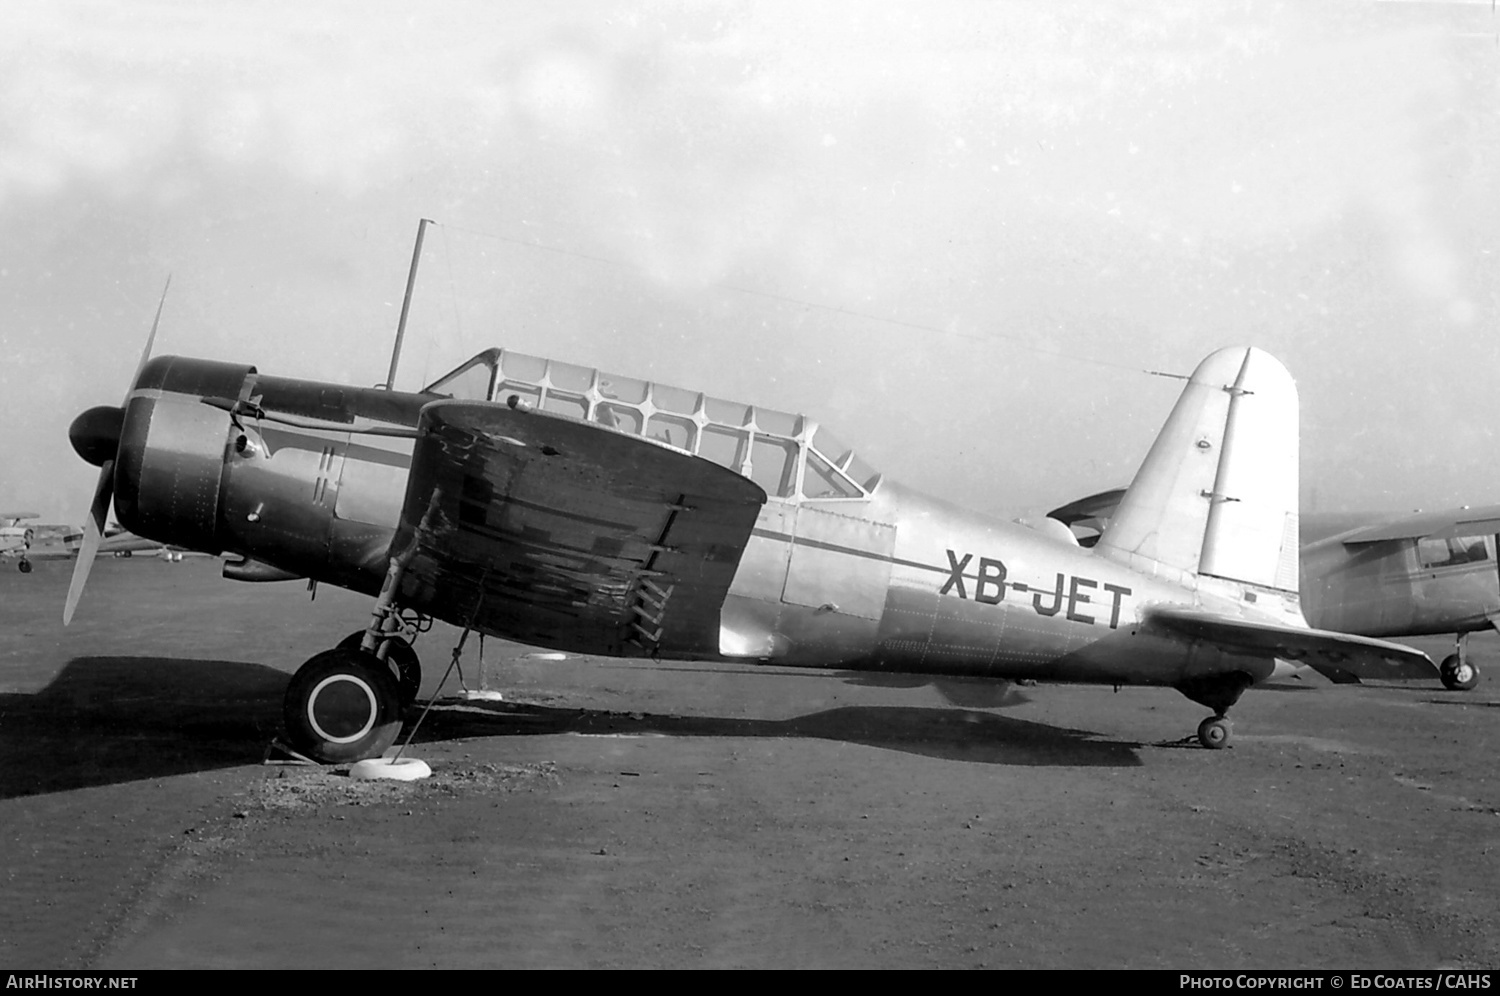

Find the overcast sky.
[{"left": 3, "top": 1, "right": 1497, "bottom": 528}]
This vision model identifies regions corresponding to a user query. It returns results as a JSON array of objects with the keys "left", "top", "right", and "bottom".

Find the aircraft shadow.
[
  {"left": 409, "top": 700, "right": 1142, "bottom": 768},
  {"left": 0, "top": 655, "right": 286, "bottom": 801},
  {"left": 2, "top": 654, "right": 1139, "bottom": 800}
]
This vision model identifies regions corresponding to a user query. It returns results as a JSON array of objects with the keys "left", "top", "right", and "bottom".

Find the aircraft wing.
[
  {"left": 391, "top": 399, "right": 767, "bottom": 657},
  {"left": 1142, "top": 604, "right": 1438, "bottom": 682},
  {"left": 1332, "top": 504, "right": 1500, "bottom": 544}
]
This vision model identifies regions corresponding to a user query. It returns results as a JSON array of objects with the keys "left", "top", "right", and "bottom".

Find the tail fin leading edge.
[{"left": 1097, "top": 347, "right": 1300, "bottom": 592}]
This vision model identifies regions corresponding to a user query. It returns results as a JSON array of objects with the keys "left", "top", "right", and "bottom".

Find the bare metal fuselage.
[{"left": 119, "top": 355, "right": 1278, "bottom": 693}]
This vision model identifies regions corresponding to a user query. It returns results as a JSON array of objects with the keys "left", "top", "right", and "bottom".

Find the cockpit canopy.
[{"left": 424, "top": 349, "right": 881, "bottom": 502}]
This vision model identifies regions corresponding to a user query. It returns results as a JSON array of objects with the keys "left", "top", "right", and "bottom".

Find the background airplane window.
[
  {"left": 749, "top": 437, "right": 798, "bottom": 498},
  {"left": 1418, "top": 535, "right": 1490, "bottom": 569}
]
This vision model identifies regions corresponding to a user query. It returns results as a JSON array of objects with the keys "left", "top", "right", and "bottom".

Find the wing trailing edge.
[{"left": 1143, "top": 604, "right": 1437, "bottom": 682}]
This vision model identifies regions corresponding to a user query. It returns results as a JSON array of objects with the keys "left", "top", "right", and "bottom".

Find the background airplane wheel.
[
  {"left": 1197, "top": 716, "right": 1232, "bottom": 750},
  {"left": 283, "top": 648, "right": 403, "bottom": 764},
  {"left": 339, "top": 631, "right": 422, "bottom": 706},
  {"left": 1439, "top": 654, "right": 1480, "bottom": 692},
  {"left": 17, "top": 560, "right": 31, "bottom": 574}
]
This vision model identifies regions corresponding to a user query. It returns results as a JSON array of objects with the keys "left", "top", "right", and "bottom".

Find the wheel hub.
[{"left": 306, "top": 674, "right": 378, "bottom": 744}]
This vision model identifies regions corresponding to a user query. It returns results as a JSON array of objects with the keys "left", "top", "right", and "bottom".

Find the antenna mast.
[{"left": 385, "top": 217, "right": 433, "bottom": 390}]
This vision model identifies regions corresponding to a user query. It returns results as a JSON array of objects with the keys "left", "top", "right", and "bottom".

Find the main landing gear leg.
[
  {"left": 282, "top": 545, "right": 420, "bottom": 763},
  {"left": 1440, "top": 632, "right": 1481, "bottom": 692}
]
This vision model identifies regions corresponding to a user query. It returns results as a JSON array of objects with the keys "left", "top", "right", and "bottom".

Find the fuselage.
[
  {"left": 1300, "top": 516, "right": 1500, "bottom": 638},
  {"left": 115, "top": 353, "right": 1287, "bottom": 691}
]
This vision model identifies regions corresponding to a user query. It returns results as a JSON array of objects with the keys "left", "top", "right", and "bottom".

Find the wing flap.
[
  {"left": 393, "top": 400, "right": 766, "bottom": 656},
  {"left": 1143, "top": 604, "right": 1437, "bottom": 681}
]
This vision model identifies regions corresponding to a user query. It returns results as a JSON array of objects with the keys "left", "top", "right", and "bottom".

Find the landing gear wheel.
[
  {"left": 17, "top": 560, "right": 31, "bottom": 574},
  {"left": 1197, "top": 715, "right": 1232, "bottom": 750},
  {"left": 1440, "top": 654, "right": 1480, "bottom": 692},
  {"left": 339, "top": 631, "right": 422, "bottom": 706},
  {"left": 283, "top": 648, "right": 404, "bottom": 764}
]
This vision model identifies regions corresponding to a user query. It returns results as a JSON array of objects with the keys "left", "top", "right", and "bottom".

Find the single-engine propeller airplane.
[
  {"left": 65, "top": 335, "right": 1437, "bottom": 762},
  {"left": 2, "top": 513, "right": 83, "bottom": 573},
  {"left": 1049, "top": 493, "right": 1500, "bottom": 692}
]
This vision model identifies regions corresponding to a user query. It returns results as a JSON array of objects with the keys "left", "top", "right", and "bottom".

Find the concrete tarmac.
[{"left": 2, "top": 558, "right": 1497, "bottom": 968}]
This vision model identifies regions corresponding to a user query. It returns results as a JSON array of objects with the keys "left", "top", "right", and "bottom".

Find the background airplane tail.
[{"left": 1096, "top": 346, "right": 1300, "bottom": 593}]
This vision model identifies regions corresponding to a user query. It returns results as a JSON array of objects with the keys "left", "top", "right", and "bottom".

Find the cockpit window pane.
[
  {"left": 542, "top": 391, "right": 588, "bottom": 420},
  {"left": 845, "top": 453, "right": 882, "bottom": 492},
  {"left": 598, "top": 373, "right": 648, "bottom": 404},
  {"left": 595, "top": 403, "right": 643, "bottom": 435},
  {"left": 500, "top": 352, "right": 547, "bottom": 383},
  {"left": 647, "top": 413, "right": 696, "bottom": 451},
  {"left": 754, "top": 407, "right": 800, "bottom": 437},
  {"left": 750, "top": 436, "right": 798, "bottom": 498},
  {"left": 653, "top": 383, "right": 699, "bottom": 415},
  {"left": 700, "top": 425, "right": 747, "bottom": 472},
  {"left": 803, "top": 451, "right": 863, "bottom": 499},
  {"left": 425, "top": 357, "right": 493, "bottom": 400},
  {"left": 547, "top": 360, "right": 592, "bottom": 392},
  {"left": 705, "top": 397, "right": 751, "bottom": 426},
  {"left": 812, "top": 426, "right": 853, "bottom": 468}
]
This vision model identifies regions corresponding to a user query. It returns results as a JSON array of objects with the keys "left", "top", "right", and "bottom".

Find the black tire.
[
  {"left": 17, "top": 560, "right": 31, "bottom": 574},
  {"left": 283, "top": 648, "right": 403, "bottom": 764},
  {"left": 339, "top": 631, "right": 422, "bottom": 706},
  {"left": 1440, "top": 654, "right": 1480, "bottom": 692},
  {"left": 1197, "top": 716, "right": 1232, "bottom": 750}
]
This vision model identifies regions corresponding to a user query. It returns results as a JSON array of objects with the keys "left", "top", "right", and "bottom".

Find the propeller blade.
[
  {"left": 131, "top": 275, "right": 171, "bottom": 389},
  {"left": 63, "top": 460, "right": 113, "bottom": 626}
]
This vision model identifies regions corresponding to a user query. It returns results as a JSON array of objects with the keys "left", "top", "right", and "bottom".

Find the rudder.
[{"left": 1096, "top": 347, "right": 1300, "bottom": 593}]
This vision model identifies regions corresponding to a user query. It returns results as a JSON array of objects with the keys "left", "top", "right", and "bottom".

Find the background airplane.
[
  {"left": 1048, "top": 492, "right": 1498, "bottom": 691},
  {"left": 1, "top": 513, "right": 83, "bottom": 573},
  {"left": 62, "top": 339, "right": 1435, "bottom": 764}
]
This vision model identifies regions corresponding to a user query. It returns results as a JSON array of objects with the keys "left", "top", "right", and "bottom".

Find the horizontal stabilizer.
[
  {"left": 1143, "top": 604, "right": 1437, "bottom": 682},
  {"left": 1046, "top": 488, "right": 1126, "bottom": 530},
  {"left": 1335, "top": 504, "right": 1500, "bottom": 545}
]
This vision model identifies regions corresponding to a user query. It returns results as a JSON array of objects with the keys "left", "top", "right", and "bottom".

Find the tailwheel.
[
  {"left": 338, "top": 631, "right": 422, "bottom": 706},
  {"left": 1197, "top": 715, "right": 1233, "bottom": 750},
  {"left": 1440, "top": 654, "right": 1480, "bottom": 692},
  {"left": 283, "top": 647, "right": 404, "bottom": 764}
]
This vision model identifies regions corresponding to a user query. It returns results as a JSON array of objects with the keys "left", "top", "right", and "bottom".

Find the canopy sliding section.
[{"left": 423, "top": 349, "right": 882, "bottom": 503}]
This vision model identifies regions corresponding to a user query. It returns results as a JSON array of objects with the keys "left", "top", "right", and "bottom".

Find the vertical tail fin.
[{"left": 1096, "top": 347, "right": 1300, "bottom": 592}]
